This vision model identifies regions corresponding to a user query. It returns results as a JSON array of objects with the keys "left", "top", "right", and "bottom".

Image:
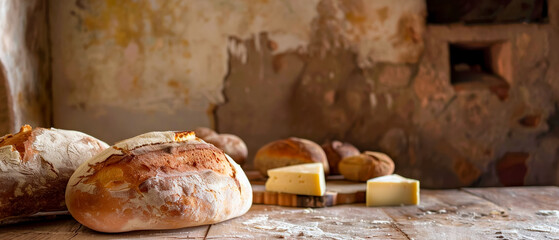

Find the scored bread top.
[
  {"left": 0, "top": 125, "right": 109, "bottom": 178},
  {"left": 114, "top": 131, "right": 195, "bottom": 151},
  {"left": 68, "top": 130, "right": 241, "bottom": 193},
  {"left": 0, "top": 125, "right": 110, "bottom": 169}
]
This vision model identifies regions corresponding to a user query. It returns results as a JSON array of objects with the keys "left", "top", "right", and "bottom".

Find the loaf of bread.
[
  {"left": 65, "top": 130, "right": 252, "bottom": 233},
  {"left": 321, "top": 140, "right": 360, "bottom": 175},
  {"left": 0, "top": 125, "right": 108, "bottom": 221},
  {"left": 194, "top": 127, "right": 248, "bottom": 165},
  {"left": 254, "top": 137, "right": 329, "bottom": 177},
  {"left": 339, "top": 151, "right": 395, "bottom": 182}
]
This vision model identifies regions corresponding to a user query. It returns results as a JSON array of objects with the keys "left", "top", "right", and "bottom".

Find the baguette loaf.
[
  {"left": 0, "top": 125, "right": 108, "bottom": 221},
  {"left": 254, "top": 137, "right": 329, "bottom": 177},
  {"left": 65, "top": 131, "right": 252, "bottom": 233}
]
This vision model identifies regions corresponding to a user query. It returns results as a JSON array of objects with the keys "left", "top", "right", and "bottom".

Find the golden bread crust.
[
  {"left": 254, "top": 137, "right": 329, "bottom": 176},
  {"left": 0, "top": 125, "right": 108, "bottom": 220},
  {"left": 66, "top": 131, "right": 252, "bottom": 233}
]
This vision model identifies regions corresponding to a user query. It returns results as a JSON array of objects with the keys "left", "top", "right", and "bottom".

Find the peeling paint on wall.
[
  {"left": 52, "top": 0, "right": 320, "bottom": 113},
  {"left": 50, "top": 0, "right": 425, "bottom": 143},
  {"left": 217, "top": 3, "right": 559, "bottom": 188},
  {"left": 309, "top": 0, "right": 426, "bottom": 66}
]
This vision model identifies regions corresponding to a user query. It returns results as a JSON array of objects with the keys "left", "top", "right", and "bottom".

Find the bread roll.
[
  {"left": 194, "top": 128, "right": 248, "bottom": 165},
  {"left": 194, "top": 127, "right": 218, "bottom": 139},
  {"left": 204, "top": 134, "right": 248, "bottom": 166},
  {"left": 254, "top": 137, "right": 329, "bottom": 177},
  {"left": 65, "top": 131, "right": 252, "bottom": 233},
  {"left": 339, "top": 151, "right": 395, "bottom": 182},
  {"left": 0, "top": 125, "right": 108, "bottom": 221},
  {"left": 322, "top": 140, "right": 360, "bottom": 175}
]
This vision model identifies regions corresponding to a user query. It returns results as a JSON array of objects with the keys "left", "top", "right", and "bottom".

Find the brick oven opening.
[{"left": 449, "top": 42, "right": 510, "bottom": 100}]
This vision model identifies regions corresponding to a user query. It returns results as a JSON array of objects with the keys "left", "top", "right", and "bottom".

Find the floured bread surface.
[
  {"left": 66, "top": 131, "right": 252, "bottom": 233},
  {"left": 0, "top": 125, "right": 109, "bottom": 220}
]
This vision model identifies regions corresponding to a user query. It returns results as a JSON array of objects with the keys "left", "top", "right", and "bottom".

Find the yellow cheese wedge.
[
  {"left": 366, "top": 174, "right": 420, "bottom": 207},
  {"left": 265, "top": 163, "right": 326, "bottom": 196}
]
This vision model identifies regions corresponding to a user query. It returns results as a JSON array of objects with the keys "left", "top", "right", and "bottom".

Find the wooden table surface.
[{"left": 1, "top": 186, "right": 558, "bottom": 239}]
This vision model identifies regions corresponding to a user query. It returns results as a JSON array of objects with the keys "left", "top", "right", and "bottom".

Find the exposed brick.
[
  {"left": 496, "top": 152, "right": 529, "bottom": 186},
  {"left": 452, "top": 157, "right": 482, "bottom": 185},
  {"left": 519, "top": 114, "right": 541, "bottom": 128},
  {"left": 378, "top": 64, "right": 412, "bottom": 89},
  {"left": 488, "top": 81, "right": 510, "bottom": 101}
]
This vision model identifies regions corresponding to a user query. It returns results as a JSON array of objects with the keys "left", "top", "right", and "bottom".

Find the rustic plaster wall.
[
  {"left": 0, "top": 0, "right": 51, "bottom": 133},
  {"left": 50, "top": 0, "right": 316, "bottom": 143},
  {"left": 47, "top": 0, "right": 559, "bottom": 188},
  {"left": 218, "top": 0, "right": 426, "bottom": 167},
  {"left": 218, "top": 1, "right": 559, "bottom": 188},
  {"left": 49, "top": 0, "right": 424, "bottom": 144},
  {"left": 403, "top": 24, "right": 557, "bottom": 188}
]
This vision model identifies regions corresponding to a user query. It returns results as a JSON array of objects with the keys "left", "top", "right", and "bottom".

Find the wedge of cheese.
[
  {"left": 366, "top": 174, "right": 420, "bottom": 207},
  {"left": 265, "top": 163, "right": 326, "bottom": 196}
]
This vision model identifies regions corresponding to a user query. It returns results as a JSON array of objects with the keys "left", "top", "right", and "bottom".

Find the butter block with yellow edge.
[
  {"left": 366, "top": 174, "right": 420, "bottom": 207},
  {"left": 265, "top": 163, "right": 326, "bottom": 196}
]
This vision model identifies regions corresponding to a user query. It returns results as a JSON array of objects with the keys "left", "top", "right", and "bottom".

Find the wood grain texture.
[
  {"left": 462, "top": 186, "right": 559, "bottom": 239},
  {"left": 252, "top": 180, "right": 366, "bottom": 207},
  {"left": 382, "top": 187, "right": 559, "bottom": 239},
  {"left": 381, "top": 189, "right": 510, "bottom": 239},
  {"left": 0, "top": 211, "right": 69, "bottom": 225},
  {"left": 252, "top": 184, "right": 338, "bottom": 207},
  {"left": 1, "top": 187, "right": 558, "bottom": 239},
  {"left": 0, "top": 216, "right": 209, "bottom": 240},
  {"left": 205, "top": 204, "right": 406, "bottom": 239}
]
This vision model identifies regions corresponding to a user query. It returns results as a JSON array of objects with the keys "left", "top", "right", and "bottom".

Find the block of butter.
[
  {"left": 366, "top": 174, "right": 420, "bottom": 207},
  {"left": 265, "top": 163, "right": 326, "bottom": 196}
]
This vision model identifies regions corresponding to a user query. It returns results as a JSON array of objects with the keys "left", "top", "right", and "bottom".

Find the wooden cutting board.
[{"left": 251, "top": 180, "right": 367, "bottom": 208}]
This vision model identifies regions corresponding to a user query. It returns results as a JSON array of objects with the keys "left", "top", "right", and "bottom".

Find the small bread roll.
[
  {"left": 204, "top": 134, "right": 248, "bottom": 166},
  {"left": 339, "top": 151, "right": 395, "bottom": 182},
  {"left": 194, "top": 127, "right": 248, "bottom": 165},
  {"left": 254, "top": 137, "right": 329, "bottom": 177},
  {"left": 65, "top": 131, "right": 252, "bottom": 233},
  {"left": 0, "top": 125, "right": 108, "bottom": 221},
  {"left": 322, "top": 140, "right": 360, "bottom": 175},
  {"left": 194, "top": 127, "right": 218, "bottom": 139}
]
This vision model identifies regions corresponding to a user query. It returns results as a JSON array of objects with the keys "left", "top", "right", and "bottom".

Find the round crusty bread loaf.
[
  {"left": 321, "top": 140, "right": 360, "bottom": 175},
  {"left": 65, "top": 131, "right": 252, "bottom": 233},
  {"left": 254, "top": 137, "right": 329, "bottom": 177},
  {"left": 0, "top": 125, "right": 109, "bottom": 221}
]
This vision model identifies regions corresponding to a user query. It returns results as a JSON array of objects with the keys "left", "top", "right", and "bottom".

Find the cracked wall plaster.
[{"left": 49, "top": 0, "right": 424, "bottom": 143}]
